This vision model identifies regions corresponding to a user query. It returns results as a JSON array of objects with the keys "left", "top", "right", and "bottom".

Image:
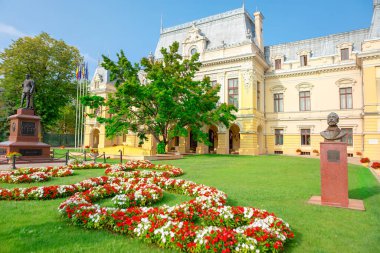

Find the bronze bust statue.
[
  {"left": 20, "top": 74, "right": 35, "bottom": 109},
  {"left": 320, "top": 112, "right": 346, "bottom": 141}
]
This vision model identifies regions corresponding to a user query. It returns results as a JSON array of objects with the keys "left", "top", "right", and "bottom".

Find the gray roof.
[
  {"left": 264, "top": 28, "right": 369, "bottom": 63},
  {"left": 155, "top": 7, "right": 256, "bottom": 58},
  {"left": 369, "top": 2, "right": 380, "bottom": 39}
]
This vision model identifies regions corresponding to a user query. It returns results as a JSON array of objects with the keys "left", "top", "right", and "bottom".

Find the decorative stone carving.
[
  {"left": 270, "top": 85, "right": 286, "bottom": 93},
  {"left": 184, "top": 24, "right": 206, "bottom": 43},
  {"left": 335, "top": 78, "right": 356, "bottom": 88},
  {"left": 243, "top": 70, "right": 254, "bottom": 89},
  {"left": 295, "top": 82, "right": 314, "bottom": 92}
]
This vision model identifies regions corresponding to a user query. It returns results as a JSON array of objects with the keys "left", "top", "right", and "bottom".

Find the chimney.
[{"left": 254, "top": 11, "right": 264, "bottom": 52}]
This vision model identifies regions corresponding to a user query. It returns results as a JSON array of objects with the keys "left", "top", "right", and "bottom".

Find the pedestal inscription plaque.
[{"left": 21, "top": 122, "right": 36, "bottom": 136}]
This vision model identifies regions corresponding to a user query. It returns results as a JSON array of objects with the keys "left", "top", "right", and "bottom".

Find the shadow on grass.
[
  {"left": 349, "top": 186, "right": 380, "bottom": 200},
  {"left": 285, "top": 227, "right": 303, "bottom": 253}
]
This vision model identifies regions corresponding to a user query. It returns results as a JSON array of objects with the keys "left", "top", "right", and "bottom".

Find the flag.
[
  {"left": 75, "top": 65, "right": 79, "bottom": 80},
  {"left": 85, "top": 62, "right": 88, "bottom": 80},
  {"left": 78, "top": 64, "right": 82, "bottom": 80},
  {"left": 82, "top": 64, "right": 85, "bottom": 79}
]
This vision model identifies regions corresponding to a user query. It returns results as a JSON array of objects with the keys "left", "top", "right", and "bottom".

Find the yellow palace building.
[{"left": 84, "top": 1, "right": 380, "bottom": 160}]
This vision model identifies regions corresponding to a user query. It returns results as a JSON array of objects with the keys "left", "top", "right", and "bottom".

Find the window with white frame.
[
  {"left": 301, "top": 129, "right": 311, "bottom": 145},
  {"left": 341, "top": 128, "right": 353, "bottom": 146},
  {"left": 341, "top": 48, "right": 349, "bottom": 61},
  {"left": 228, "top": 78, "right": 239, "bottom": 108},
  {"left": 340, "top": 87, "right": 352, "bottom": 109},
  {"left": 299, "top": 91, "right": 311, "bottom": 111},
  {"left": 275, "top": 129, "right": 284, "bottom": 145},
  {"left": 274, "top": 93, "right": 284, "bottom": 112}
]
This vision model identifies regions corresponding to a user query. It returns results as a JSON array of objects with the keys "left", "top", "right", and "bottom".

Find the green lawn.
[{"left": 1, "top": 155, "right": 379, "bottom": 253}]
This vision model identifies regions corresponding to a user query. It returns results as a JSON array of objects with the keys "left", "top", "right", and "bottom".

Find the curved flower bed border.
[
  {"left": 111, "top": 182, "right": 164, "bottom": 208},
  {"left": 105, "top": 160, "right": 184, "bottom": 178},
  {"left": 0, "top": 161, "right": 294, "bottom": 252},
  {"left": 0, "top": 164, "right": 183, "bottom": 200},
  {"left": 59, "top": 177, "right": 293, "bottom": 252},
  {"left": 0, "top": 167, "right": 74, "bottom": 184}
]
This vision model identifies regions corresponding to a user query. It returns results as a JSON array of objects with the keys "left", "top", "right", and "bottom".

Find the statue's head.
[
  {"left": 327, "top": 112, "right": 339, "bottom": 126},
  {"left": 25, "top": 74, "right": 31, "bottom": 79}
]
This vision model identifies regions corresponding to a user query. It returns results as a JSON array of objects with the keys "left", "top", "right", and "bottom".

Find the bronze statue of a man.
[
  {"left": 20, "top": 74, "right": 35, "bottom": 109},
  {"left": 320, "top": 112, "right": 346, "bottom": 141}
]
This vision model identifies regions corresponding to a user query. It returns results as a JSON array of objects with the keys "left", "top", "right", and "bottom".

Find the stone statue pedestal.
[
  {"left": 0, "top": 109, "right": 50, "bottom": 159},
  {"left": 307, "top": 142, "right": 365, "bottom": 211}
]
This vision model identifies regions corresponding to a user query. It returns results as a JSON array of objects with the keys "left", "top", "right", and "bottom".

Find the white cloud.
[{"left": 0, "top": 23, "right": 27, "bottom": 38}]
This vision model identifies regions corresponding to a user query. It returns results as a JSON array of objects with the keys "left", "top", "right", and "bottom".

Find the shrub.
[
  {"left": 371, "top": 162, "right": 380, "bottom": 169},
  {"left": 6, "top": 152, "right": 22, "bottom": 158},
  {"left": 296, "top": 148, "right": 302, "bottom": 152},
  {"left": 360, "top": 157, "right": 370, "bottom": 163},
  {"left": 85, "top": 145, "right": 90, "bottom": 149},
  {"left": 356, "top": 151, "right": 362, "bottom": 156},
  {"left": 157, "top": 142, "right": 166, "bottom": 154},
  {"left": 312, "top": 149, "right": 319, "bottom": 153}
]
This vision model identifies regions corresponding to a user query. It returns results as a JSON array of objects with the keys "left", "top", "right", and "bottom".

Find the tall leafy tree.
[
  {"left": 0, "top": 32, "right": 81, "bottom": 138},
  {"left": 82, "top": 42, "right": 236, "bottom": 151}
]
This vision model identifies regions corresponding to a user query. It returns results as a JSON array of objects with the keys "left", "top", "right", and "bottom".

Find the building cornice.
[
  {"left": 202, "top": 54, "right": 255, "bottom": 67},
  {"left": 201, "top": 52, "right": 268, "bottom": 69},
  {"left": 357, "top": 50, "right": 380, "bottom": 60},
  {"left": 265, "top": 64, "right": 359, "bottom": 79}
]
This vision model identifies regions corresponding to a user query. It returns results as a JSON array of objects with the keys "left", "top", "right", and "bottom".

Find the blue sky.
[{"left": 0, "top": 0, "right": 373, "bottom": 77}]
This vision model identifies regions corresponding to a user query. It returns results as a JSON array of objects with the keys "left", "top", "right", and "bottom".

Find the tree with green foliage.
[
  {"left": 0, "top": 32, "right": 82, "bottom": 139},
  {"left": 82, "top": 42, "right": 236, "bottom": 151}
]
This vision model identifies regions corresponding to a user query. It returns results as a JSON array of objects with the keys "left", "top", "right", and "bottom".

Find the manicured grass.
[{"left": 1, "top": 155, "right": 379, "bottom": 252}]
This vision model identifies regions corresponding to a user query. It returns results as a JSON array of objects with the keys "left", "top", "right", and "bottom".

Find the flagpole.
[
  {"left": 79, "top": 63, "right": 84, "bottom": 151},
  {"left": 75, "top": 72, "right": 79, "bottom": 149}
]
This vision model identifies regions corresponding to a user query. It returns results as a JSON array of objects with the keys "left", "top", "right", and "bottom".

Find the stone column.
[
  {"left": 239, "top": 133, "right": 256, "bottom": 155},
  {"left": 196, "top": 142, "right": 209, "bottom": 154},
  {"left": 217, "top": 132, "right": 229, "bottom": 154},
  {"left": 178, "top": 136, "right": 187, "bottom": 153}
]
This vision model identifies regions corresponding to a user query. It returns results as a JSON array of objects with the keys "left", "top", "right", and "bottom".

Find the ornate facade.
[{"left": 85, "top": 1, "right": 380, "bottom": 160}]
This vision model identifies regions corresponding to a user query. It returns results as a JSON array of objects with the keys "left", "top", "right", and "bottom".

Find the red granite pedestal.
[
  {"left": 308, "top": 142, "right": 365, "bottom": 211},
  {"left": 0, "top": 109, "right": 50, "bottom": 159}
]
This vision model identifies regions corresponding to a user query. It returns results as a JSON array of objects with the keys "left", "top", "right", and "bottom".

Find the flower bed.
[
  {"left": 59, "top": 176, "right": 294, "bottom": 252},
  {"left": 0, "top": 167, "right": 74, "bottom": 184},
  {"left": 67, "top": 162, "right": 110, "bottom": 170},
  {"left": 105, "top": 160, "right": 184, "bottom": 178},
  {"left": 0, "top": 172, "right": 50, "bottom": 183},
  {"left": 0, "top": 160, "right": 294, "bottom": 252}
]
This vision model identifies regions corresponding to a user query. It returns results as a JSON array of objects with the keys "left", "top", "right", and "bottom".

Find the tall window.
[
  {"left": 300, "top": 55, "right": 307, "bottom": 66},
  {"left": 341, "top": 48, "right": 349, "bottom": 61},
  {"left": 299, "top": 91, "right": 311, "bottom": 111},
  {"left": 257, "top": 82, "right": 261, "bottom": 110},
  {"left": 341, "top": 128, "right": 353, "bottom": 146},
  {"left": 301, "top": 129, "right": 311, "bottom": 145},
  {"left": 275, "top": 129, "right": 284, "bottom": 145},
  {"left": 228, "top": 78, "right": 239, "bottom": 108},
  {"left": 275, "top": 59, "right": 282, "bottom": 70},
  {"left": 340, "top": 87, "right": 352, "bottom": 109},
  {"left": 274, "top": 93, "right": 284, "bottom": 112}
]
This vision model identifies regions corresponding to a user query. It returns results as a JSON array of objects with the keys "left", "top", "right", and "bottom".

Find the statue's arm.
[{"left": 30, "top": 81, "right": 35, "bottom": 93}]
